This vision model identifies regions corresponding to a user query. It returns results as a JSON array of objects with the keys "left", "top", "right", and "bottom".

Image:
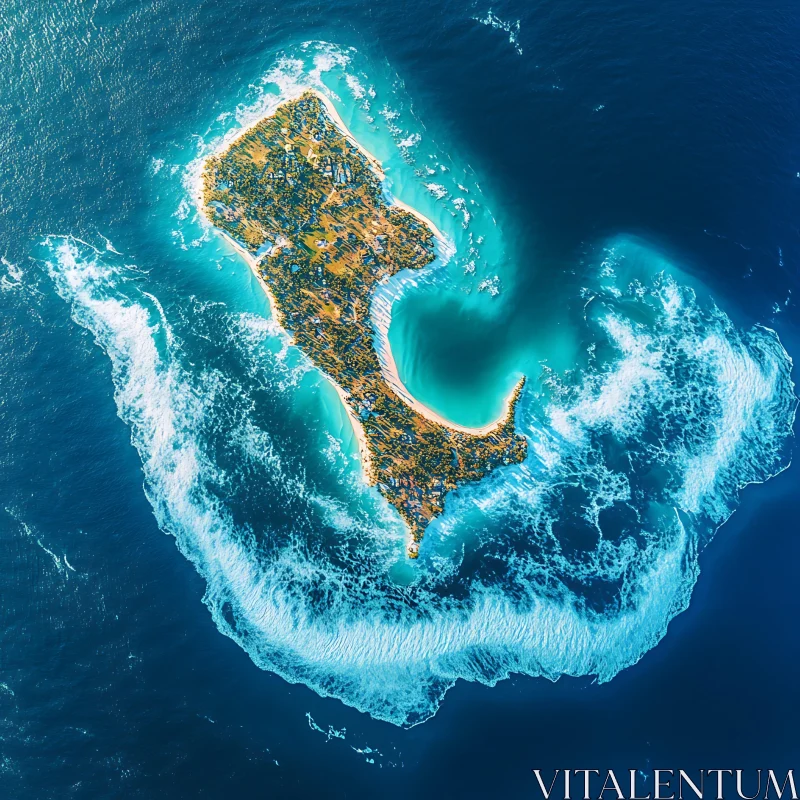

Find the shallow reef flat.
[{"left": 202, "top": 90, "right": 527, "bottom": 555}]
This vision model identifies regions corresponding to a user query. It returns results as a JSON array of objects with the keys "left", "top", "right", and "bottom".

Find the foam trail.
[
  {"left": 41, "top": 235, "right": 796, "bottom": 726},
  {"left": 0, "top": 256, "right": 24, "bottom": 292},
  {"left": 472, "top": 11, "right": 523, "bottom": 55},
  {"left": 6, "top": 507, "right": 67, "bottom": 576},
  {"left": 36, "top": 40, "right": 796, "bottom": 729}
]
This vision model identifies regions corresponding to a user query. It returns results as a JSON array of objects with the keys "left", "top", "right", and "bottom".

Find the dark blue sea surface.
[{"left": 0, "top": 1, "right": 798, "bottom": 797}]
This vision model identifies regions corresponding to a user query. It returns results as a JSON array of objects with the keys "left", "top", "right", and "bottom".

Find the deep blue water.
[{"left": 1, "top": 1, "right": 799, "bottom": 797}]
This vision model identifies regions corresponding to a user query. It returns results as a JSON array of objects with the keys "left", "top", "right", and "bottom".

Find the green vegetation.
[{"left": 203, "top": 91, "right": 527, "bottom": 555}]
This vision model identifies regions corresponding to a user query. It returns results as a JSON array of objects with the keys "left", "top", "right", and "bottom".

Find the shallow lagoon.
[
  {"left": 1, "top": 4, "right": 798, "bottom": 794},
  {"left": 27, "top": 44, "right": 794, "bottom": 730}
]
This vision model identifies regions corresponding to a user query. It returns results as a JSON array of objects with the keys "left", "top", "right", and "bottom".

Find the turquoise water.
[
  {"left": 24, "top": 44, "right": 793, "bottom": 729},
  {"left": 2, "top": 3, "right": 800, "bottom": 793}
]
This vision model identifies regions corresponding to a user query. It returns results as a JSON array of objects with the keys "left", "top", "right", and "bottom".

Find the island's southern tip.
[{"left": 200, "top": 89, "right": 527, "bottom": 555}]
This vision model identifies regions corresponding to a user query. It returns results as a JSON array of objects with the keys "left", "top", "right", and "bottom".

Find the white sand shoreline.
[
  {"left": 194, "top": 84, "right": 520, "bottom": 448},
  {"left": 377, "top": 317, "right": 524, "bottom": 436},
  {"left": 213, "top": 229, "right": 375, "bottom": 476}
]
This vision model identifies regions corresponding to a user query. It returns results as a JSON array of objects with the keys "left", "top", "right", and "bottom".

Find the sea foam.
[
  {"left": 39, "top": 43, "right": 797, "bottom": 727},
  {"left": 40, "top": 233, "right": 795, "bottom": 727}
]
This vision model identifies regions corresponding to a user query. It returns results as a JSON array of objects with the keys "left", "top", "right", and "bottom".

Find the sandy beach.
[
  {"left": 211, "top": 230, "right": 375, "bottom": 477},
  {"left": 308, "top": 89, "right": 385, "bottom": 179},
  {"left": 195, "top": 84, "right": 519, "bottom": 450},
  {"left": 376, "top": 321, "right": 524, "bottom": 435}
]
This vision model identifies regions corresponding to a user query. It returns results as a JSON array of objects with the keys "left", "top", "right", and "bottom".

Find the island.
[{"left": 200, "top": 89, "right": 527, "bottom": 556}]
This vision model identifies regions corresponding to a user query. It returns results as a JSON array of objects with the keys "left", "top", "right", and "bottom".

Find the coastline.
[
  {"left": 213, "top": 229, "right": 375, "bottom": 478},
  {"left": 385, "top": 194, "right": 448, "bottom": 243},
  {"left": 195, "top": 85, "right": 519, "bottom": 446},
  {"left": 308, "top": 90, "right": 450, "bottom": 243},
  {"left": 216, "top": 230, "right": 284, "bottom": 326},
  {"left": 376, "top": 298, "right": 524, "bottom": 435},
  {"left": 307, "top": 89, "right": 385, "bottom": 180}
]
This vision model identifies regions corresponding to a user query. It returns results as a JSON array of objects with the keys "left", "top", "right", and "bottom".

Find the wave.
[
  {"left": 36, "top": 42, "right": 797, "bottom": 727},
  {"left": 472, "top": 10, "right": 523, "bottom": 56},
  {"left": 39, "top": 230, "right": 795, "bottom": 727}
]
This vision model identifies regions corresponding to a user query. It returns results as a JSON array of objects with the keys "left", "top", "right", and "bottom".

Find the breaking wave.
[
  {"left": 40, "top": 233, "right": 795, "bottom": 727},
  {"left": 35, "top": 40, "right": 796, "bottom": 728}
]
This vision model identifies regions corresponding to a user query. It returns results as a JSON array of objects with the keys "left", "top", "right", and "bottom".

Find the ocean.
[{"left": 0, "top": 0, "right": 798, "bottom": 797}]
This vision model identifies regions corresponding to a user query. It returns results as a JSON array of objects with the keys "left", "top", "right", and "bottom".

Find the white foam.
[
  {"left": 549, "top": 313, "right": 665, "bottom": 442},
  {"left": 477, "top": 274, "right": 500, "bottom": 296},
  {"left": 40, "top": 44, "right": 797, "bottom": 727},
  {"left": 679, "top": 330, "right": 779, "bottom": 517},
  {"left": 472, "top": 10, "right": 523, "bottom": 55},
  {"left": 396, "top": 133, "right": 421, "bottom": 150},
  {"left": 43, "top": 236, "right": 795, "bottom": 727},
  {"left": 424, "top": 183, "right": 447, "bottom": 199},
  {"left": 452, "top": 197, "right": 471, "bottom": 228},
  {"left": 0, "top": 256, "right": 23, "bottom": 292},
  {"left": 6, "top": 507, "right": 68, "bottom": 576}
]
